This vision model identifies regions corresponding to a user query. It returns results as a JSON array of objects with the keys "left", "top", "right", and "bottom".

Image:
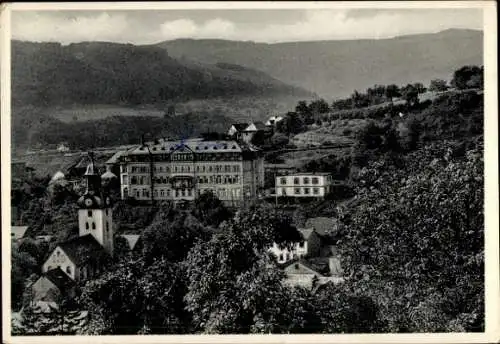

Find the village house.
[
  {"left": 57, "top": 143, "right": 71, "bottom": 152},
  {"left": 30, "top": 268, "right": 76, "bottom": 307},
  {"left": 241, "top": 121, "right": 269, "bottom": 143},
  {"left": 275, "top": 173, "right": 333, "bottom": 198},
  {"left": 119, "top": 234, "right": 143, "bottom": 253},
  {"left": 227, "top": 123, "right": 249, "bottom": 141},
  {"left": 268, "top": 228, "right": 322, "bottom": 264},
  {"left": 11, "top": 226, "right": 29, "bottom": 241},
  {"left": 282, "top": 258, "right": 344, "bottom": 291},
  {"left": 265, "top": 115, "right": 284, "bottom": 127}
]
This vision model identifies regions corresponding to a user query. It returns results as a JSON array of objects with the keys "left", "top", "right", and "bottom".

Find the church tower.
[{"left": 77, "top": 152, "right": 114, "bottom": 257}]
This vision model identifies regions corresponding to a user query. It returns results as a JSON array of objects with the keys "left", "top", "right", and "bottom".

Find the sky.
[{"left": 10, "top": 7, "right": 484, "bottom": 45}]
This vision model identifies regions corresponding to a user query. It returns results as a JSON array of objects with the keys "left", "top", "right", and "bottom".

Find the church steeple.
[
  {"left": 84, "top": 152, "right": 102, "bottom": 196},
  {"left": 77, "top": 151, "right": 114, "bottom": 257}
]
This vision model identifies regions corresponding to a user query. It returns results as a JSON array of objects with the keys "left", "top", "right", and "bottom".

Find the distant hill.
[
  {"left": 11, "top": 40, "right": 312, "bottom": 107},
  {"left": 156, "top": 29, "right": 483, "bottom": 98}
]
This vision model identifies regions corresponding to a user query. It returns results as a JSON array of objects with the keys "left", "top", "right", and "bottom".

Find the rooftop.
[
  {"left": 11, "top": 226, "right": 29, "bottom": 240},
  {"left": 43, "top": 267, "right": 76, "bottom": 290},
  {"left": 58, "top": 234, "right": 106, "bottom": 265}
]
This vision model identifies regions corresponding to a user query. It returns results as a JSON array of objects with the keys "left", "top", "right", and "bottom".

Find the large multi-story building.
[
  {"left": 275, "top": 173, "right": 333, "bottom": 198},
  {"left": 117, "top": 138, "right": 265, "bottom": 206}
]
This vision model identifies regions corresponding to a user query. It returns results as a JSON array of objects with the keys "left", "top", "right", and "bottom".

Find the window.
[
  {"left": 88, "top": 210, "right": 92, "bottom": 217},
  {"left": 279, "top": 254, "right": 284, "bottom": 262},
  {"left": 131, "top": 176, "right": 137, "bottom": 185},
  {"left": 280, "top": 177, "right": 287, "bottom": 185},
  {"left": 312, "top": 177, "right": 319, "bottom": 185},
  {"left": 303, "top": 177, "right": 310, "bottom": 184},
  {"left": 106, "top": 222, "right": 110, "bottom": 232},
  {"left": 294, "top": 263, "right": 300, "bottom": 270},
  {"left": 92, "top": 222, "right": 96, "bottom": 230},
  {"left": 313, "top": 187, "right": 319, "bottom": 195},
  {"left": 293, "top": 177, "right": 300, "bottom": 185},
  {"left": 135, "top": 190, "right": 140, "bottom": 198},
  {"left": 56, "top": 251, "right": 60, "bottom": 256},
  {"left": 304, "top": 188, "right": 310, "bottom": 195},
  {"left": 105, "top": 209, "right": 109, "bottom": 216},
  {"left": 66, "top": 266, "right": 71, "bottom": 275},
  {"left": 85, "top": 222, "right": 89, "bottom": 230},
  {"left": 160, "top": 189, "right": 165, "bottom": 197},
  {"left": 47, "top": 265, "right": 52, "bottom": 271},
  {"left": 299, "top": 242, "right": 305, "bottom": 248},
  {"left": 294, "top": 188, "right": 301, "bottom": 195}
]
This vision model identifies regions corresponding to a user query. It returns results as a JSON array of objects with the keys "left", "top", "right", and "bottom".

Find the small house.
[
  {"left": 282, "top": 258, "right": 344, "bottom": 290},
  {"left": 265, "top": 115, "right": 284, "bottom": 127},
  {"left": 227, "top": 123, "right": 249, "bottom": 140},
  {"left": 11, "top": 226, "right": 29, "bottom": 241},
  {"left": 42, "top": 234, "right": 108, "bottom": 283},
  {"left": 119, "top": 234, "right": 142, "bottom": 252},
  {"left": 269, "top": 228, "right": 322, "bottom": 264},
  {"left": 31, "top": 268, "right": 76, "bottom": 306},
  {"left": 241, "top": 122, "right": 269, "bottom": 143}
]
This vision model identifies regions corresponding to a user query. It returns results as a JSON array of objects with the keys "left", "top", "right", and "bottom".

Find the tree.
[
  {"left": 400, "top": 84, "right": 419, "bottom": 107},
  {"left": 79, "top": 257, "right": 190, "bottom": 334},
  {"left": 339, "top": 142, "right": 484, "bottom": 332},
  {"left": 451, "top": 65, "right": 483, "bottom": 90},
  {"left": 192, "top": 191, "right": 233, "bottom": 227},
  {"left": 413, "top": 82, "right": 427, "bottom": 94},
  {"left": 428, "top": 79, "right": 449, "bottom": 92},
  {"left": 183, "top": 206, "right": 302, "bottom": 333},
  {"left": 385, "top": 84, "right": 401, "bottom": 101},
  {"left": 309, "top": 99, "right": 330, "bottom": 114}
]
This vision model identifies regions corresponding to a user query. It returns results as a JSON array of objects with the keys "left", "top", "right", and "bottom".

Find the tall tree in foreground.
[
  {"left": 183, "top": 205, "right": 302, "bottom": 333},
  {"left": 339, "top": 141, "right": 484, "bottom": 332}
]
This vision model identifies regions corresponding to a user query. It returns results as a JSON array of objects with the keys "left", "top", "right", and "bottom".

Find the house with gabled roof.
[
  {"left": 11, "top": 226, "right": 29, "bottom": 241},
  {"left": 119, "top": 234, "right": 142, "bottom": 252},
  {"left": 30, "top": 268, "right": 76, "bottom": 306},
  {"left": 242, "top": 121, "right": 270, "bottom": 143},
  {"left": 42, "top": 234, "right": 109, "bottom": 282},
  {"left": 227, "top": 123, "right": 249, "bottom": 140},
  {"left": 282, "top": 258, "right": 345, "bottom": 291},
  {"left": 268, "top": 228, "right": 322, "bottom": 264}
]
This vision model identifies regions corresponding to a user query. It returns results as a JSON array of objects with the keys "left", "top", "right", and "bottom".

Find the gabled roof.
[
  {"left": 282, "top": 259, "right": 323, "bottom": 277},
  {"left": 58, "top": 234, "right": 106, "bottom": 265},
  {"left": 244, "top": 121, "right": 268, "bottom": 132},
  {"left": 120, "top": 234, "right": 141, "bottom": 250},
  {"left": 101, "top": 171, "right": 117, "bottom": 179},
  {"left": 11, "top": 226, "right": 29, "bottom": 240},
  {"left": 305, "top": 217, "right": 339, "bottom": 236},
  {"left": 298, "top": 228, "right": 315, "bottom": 241},
  {"left": 43, "top": 267, "right": 76, "bottom": 290},
  {"left": 105, "top": 150, "right": 125, "bottom": 165},
  {"left": 231, "top": 123, "right": 249, "bottom": 132}
]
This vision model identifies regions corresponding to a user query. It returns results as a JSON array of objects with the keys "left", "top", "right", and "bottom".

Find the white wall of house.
[
  {"left": 269, "top": 242, "right": 308, "bottom": 263},
  {"left": 275, "top": 174, "right": 333, "bottom": 197},
  {"left": 42, "top": 247, "right": 77, "bottom": 280}
]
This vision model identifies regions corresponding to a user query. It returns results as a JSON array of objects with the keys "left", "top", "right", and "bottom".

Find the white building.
[
  {"left": 117, "top": 138, "right": 265, "bottom": 206},
  {"left": 265, "top": 115, "right": 284, "bottom": 127},
  {"left": 275, "top": 173, "right": 333, "bottom": 198},
  {"left": 268, "top": 228, "right": 322, "bottom": 264}
]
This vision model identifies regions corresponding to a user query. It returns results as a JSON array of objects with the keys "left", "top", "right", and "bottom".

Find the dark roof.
[
  {"left": 43, "top": 267, "right": 76, "bottom": 290},
  {"left": 58, "top": 234, "right": 106, "bottom": 265},
  {"left": 252, "top": 121, "right": 268, "bottom": 131},
  {"left": 232, "top": 123, "right": 249, "bottom": 131}
]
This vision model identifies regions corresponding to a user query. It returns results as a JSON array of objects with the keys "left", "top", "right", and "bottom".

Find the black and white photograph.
[{"left": 1, "top": 1, "right": 498, "bottom": 342}]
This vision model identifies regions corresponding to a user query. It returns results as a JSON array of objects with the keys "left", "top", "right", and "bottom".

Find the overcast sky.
[{"left": 11, "top": 7, "right": 483, "bottom": 44}]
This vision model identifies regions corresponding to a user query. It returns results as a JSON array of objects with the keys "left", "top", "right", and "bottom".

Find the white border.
[{"left": 1, "top": 2, "right": 498, "bottom": 343}]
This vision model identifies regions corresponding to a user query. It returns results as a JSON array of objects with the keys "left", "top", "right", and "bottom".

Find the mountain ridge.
[{"left": 155, "top": 29, "right": 483, "bottom": 98}]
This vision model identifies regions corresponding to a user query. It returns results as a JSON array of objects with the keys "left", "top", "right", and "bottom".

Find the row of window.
[
  {"left": 129, "top": 174, "right": 241, "bottom": 186},
  {"left": 125, "top": 187, "right": 242, "bottom": 199},
  {"left": 126, "top": 164, "right": 242, "bottom": 174},
  {"left": 84, "top": 221, "right": 111, "bottom": 232},
  {"left": 280, "top": 176, "right": 322, "bottom": 185},
  {"left": 279, "top": 187, "right": 321, "bottom": 195}
]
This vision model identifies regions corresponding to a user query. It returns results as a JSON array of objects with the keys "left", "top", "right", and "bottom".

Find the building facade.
[
  {"left": 268, "top": 228, "right": 322, "bottom": 264},
  {"left": 275, "top": 173, "right": 333, "bottom": 198},
  {"left": 118, "top": 139, "right": 265, "bottom": 206}
]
